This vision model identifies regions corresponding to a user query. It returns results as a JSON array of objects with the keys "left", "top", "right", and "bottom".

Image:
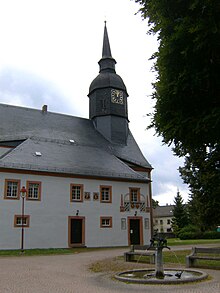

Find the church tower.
[{"left": 88, "top": 22, "right": 129, "bottom": 145}]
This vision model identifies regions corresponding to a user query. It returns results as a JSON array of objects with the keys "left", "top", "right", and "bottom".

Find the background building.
[{"left": 153, "top": 205, "right": 174, "bottom": 237}]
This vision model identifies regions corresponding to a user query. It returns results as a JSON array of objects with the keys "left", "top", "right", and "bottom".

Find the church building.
[{"left": 0, "top": 24, "right": 153, "bottom": 249}]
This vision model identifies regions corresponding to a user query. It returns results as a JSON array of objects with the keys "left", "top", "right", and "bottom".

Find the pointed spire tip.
[{"left": 102, "top": 21, "right": 112, "bottom": 58}]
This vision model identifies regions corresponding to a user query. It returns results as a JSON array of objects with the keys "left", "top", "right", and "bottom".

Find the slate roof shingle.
[
  {"left": 0, "top": 103, "right": 152, "bottom": 182},
  {"left": 153, "top": 205, "right": 174, "bottom": 217}
]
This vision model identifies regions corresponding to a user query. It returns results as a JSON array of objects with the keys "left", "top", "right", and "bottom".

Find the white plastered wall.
[{"left": 0, "top": 171, "right": 151, "bottom": 249}]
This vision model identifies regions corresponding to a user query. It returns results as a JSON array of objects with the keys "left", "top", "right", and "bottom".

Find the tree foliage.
[
  {"left": 180, "top": 145, "right": 220, "bottom": 230},
  {"left": 135, "top": 0, "right": 220, "bottom": 150},
  {"left": 134, "top": 0, "right": 220, "bottom": 229},
  {"left": 172, "top": 191, "right": 188, "bottom": 235},
  {"left": 152, "top": 198, "right": 159, "bottom": 209}
]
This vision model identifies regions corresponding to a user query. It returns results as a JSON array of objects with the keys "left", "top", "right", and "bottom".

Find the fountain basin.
[{"left": 115, "top": 268, "right": 208, "bottom": 284}]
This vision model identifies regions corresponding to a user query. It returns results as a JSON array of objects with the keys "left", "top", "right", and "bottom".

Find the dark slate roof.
[
  {"left": 102, "top": 21, "right": 112, "bottom": 59},
  {"left": 153, "top": 205, "right": 174, "bottom": 218},
  {"left": 0, "top": 103, "right": 152, "bottom": 181},
  {"left": 88, "top": 22, "right": 128, "bottom": 96},
  {"left": 89, "top": 72, "right": 127, "bottom": 94}
]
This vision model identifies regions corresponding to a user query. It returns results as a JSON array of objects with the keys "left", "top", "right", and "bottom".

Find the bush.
[
  {"left": 179, "top": 231, "right": 203, "bottom": 240},
  {"left": 179, "top": 225, "right": 199, "bottom": 233},
  {"left": 178, "top": 225, "right": 200, "bottom": 239},
  {"left": 179, "top": 229, "right": 220, "bottom": 240},
  {"left": 202, "top": 231, "right": 220, "bottom": 239}
]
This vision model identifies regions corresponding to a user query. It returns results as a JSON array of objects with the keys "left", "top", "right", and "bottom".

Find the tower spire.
[
  {"left": 88, "top": 23, "right": 129, "bottom": 144},
  {"left": 102, "top": 21, "right": 112, "bottom": 58},
  {"left": 99, "top": 22, "right": 116, "bottom": 73}
]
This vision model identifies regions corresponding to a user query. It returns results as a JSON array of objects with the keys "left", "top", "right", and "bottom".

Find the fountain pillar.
[
  {"left": 155, "top": 247, "right": 164, "bottom": 279},
  {"left": 148, "top": 236, "right": 170, "bottom": 279}
]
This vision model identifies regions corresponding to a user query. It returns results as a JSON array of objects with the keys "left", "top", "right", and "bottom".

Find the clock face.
[{"left": 111, "top": 89, "right": 123, "bottom": 104}]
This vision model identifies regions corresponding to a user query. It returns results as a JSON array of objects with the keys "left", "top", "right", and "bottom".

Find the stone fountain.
[
  {"left": 148, "top": 236, "right": 171, "bottom": 279},
  {"left": 115, "top": 236, "right": 208, "bottom": 284}
]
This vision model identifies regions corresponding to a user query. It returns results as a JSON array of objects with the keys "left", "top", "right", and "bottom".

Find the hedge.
[{"left": 179, "top": 231, "right": 220, "bottom": 240}]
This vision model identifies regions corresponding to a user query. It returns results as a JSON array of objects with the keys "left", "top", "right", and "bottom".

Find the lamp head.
[{"left": 20, "top": 186, "right": 27, "bottom": 198}]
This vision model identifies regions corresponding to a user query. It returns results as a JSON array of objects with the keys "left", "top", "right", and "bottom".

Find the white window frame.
[
  {"left": 14, "top": 215, "right": 30, "bottom": 227},
  {"left": 70, "top": 184, "right": 83, "bottom": 202},
  {"left": 27, "top": 181, "right": 41, "bottom": 200},
  {"left": 4, "top": 179, "right": 20, "bottom": 199},
  {"left": 100, "top": 217, "right": 112, "bottom": 228},
  {"left": 100, "top": 186, "right": 112, "bottom": 203}
]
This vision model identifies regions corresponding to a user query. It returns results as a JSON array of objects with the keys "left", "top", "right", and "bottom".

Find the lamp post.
[{"left": 20, "top": 186, "right": 27, "bottom": 254}]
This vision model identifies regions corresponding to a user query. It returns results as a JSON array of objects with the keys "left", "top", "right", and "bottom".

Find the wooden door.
[
  {"left": 69, "top": 217, "right": 85, "bottom": 247},
  {"left": 128, "top": 217, "right": 143, "bottom": 245}
]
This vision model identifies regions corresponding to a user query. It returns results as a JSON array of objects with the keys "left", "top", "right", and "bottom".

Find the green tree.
[
  {"left": 172, "top": 191, "right": 189, "bottom": 235},
  {"left": 134, "top": 0, "right": 220, "bottom": 229},
  {"left": 180, "top": 145, "right": 220, "bottom": 230},
  {"left": 152, "top": 198, "right": 159, "bottom": 209}
]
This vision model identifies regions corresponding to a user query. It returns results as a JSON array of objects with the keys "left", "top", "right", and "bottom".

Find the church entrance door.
[
  {"left": 68, "top": 216, "right": 85, "bottom": 247},
  {"left": 128, "top": 217, "right": 143, "bottom": 245}
]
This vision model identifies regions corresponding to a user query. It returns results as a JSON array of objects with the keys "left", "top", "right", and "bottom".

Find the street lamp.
[{"left": 20, "top": 186, "right": 27, "bottom": 254}]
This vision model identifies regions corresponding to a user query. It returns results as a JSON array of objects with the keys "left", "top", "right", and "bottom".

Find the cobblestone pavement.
[{"left": 0, "top": 247, "right": 219, "bottom": 293}]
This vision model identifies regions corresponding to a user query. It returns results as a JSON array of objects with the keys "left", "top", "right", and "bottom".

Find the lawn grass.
[
  {"left": 127, "top": 249, "right": 220, "bottom": 270},
  {"left": 163, "top": 249, "right": 190, "bottom": 265},
  {"left": 0, "top": 246, "right": 127, "bottom": 257},
  {"left": 130, "top": 250, "right": 191, "bottom": 266},
  {"left": 0, "top": 238, "right": 219, "bottom": 258},
  {"left": 167, "top": 238, "right": 220, "bottom": 246},
  {"left": 128, "top": 249, "right": 220, "bottom": 269},
  {"left": 0, "top": 248, "right": 84, "bottom": 257}
]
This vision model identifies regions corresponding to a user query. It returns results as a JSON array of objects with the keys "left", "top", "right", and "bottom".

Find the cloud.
[
  {"left": 0, "top": 67, "right": 189, "bottom": 206},
  {"left": 131, "top": 116, "right": 189, "bottom": 205},
  {"left": 0, "top": 67, "right": 79, "bottom": 116},
  {"left": 0, "top": 67, "right": 189, "bottom": 207},
  {"left": 148, "top": 144, "right": 188, "bottom": 204}
]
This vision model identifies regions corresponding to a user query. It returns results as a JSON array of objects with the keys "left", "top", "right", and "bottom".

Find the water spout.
[{"left": 175, "top": 271, "right": 184, "bottom": 279}]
